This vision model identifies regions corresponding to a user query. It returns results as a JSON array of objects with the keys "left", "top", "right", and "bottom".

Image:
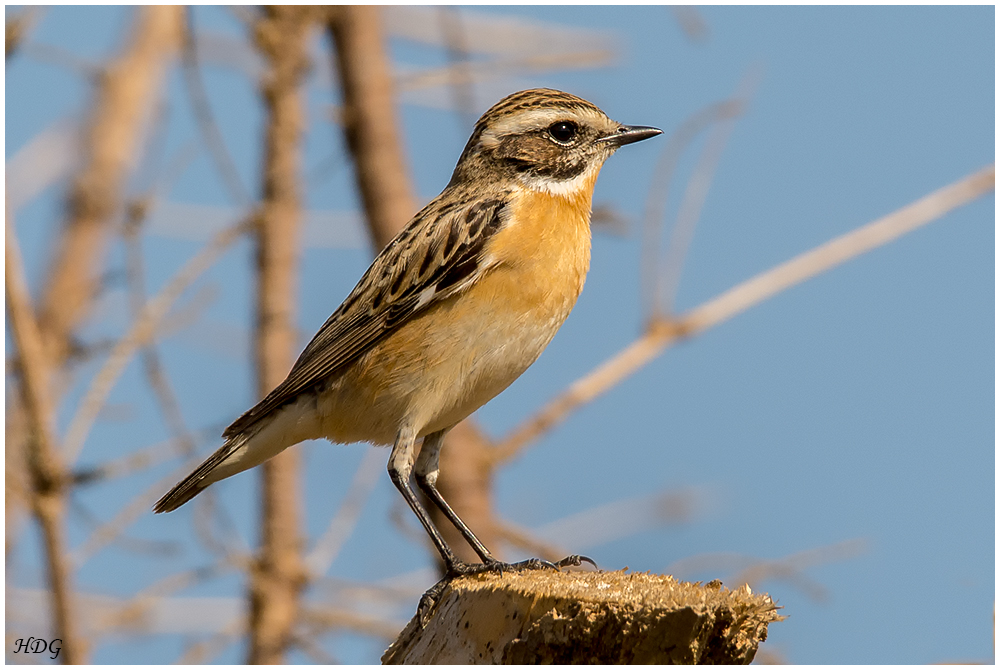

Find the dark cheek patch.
[
  {"left": 496, "top": 135, "right": 589, "bottom": 181},
  {"left": 534, "top": 159, "right": 588, "bottom": 180}
]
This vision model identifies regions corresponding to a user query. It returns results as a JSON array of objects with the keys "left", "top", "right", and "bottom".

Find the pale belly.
[{"left": 312, "top": 267, "right": 581, "bottom": 445}]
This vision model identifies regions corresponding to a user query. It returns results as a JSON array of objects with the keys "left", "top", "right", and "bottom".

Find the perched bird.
[{"left": 155, "top": 88, "right": 660, "bottom": 580}]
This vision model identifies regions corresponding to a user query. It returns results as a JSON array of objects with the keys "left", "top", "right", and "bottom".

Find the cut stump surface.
[{"left": 383, "top": 569, "right": 782, "bottom": 664}]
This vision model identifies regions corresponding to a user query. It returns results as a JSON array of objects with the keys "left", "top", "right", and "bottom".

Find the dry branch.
[
  {"left": 437, "top": 6, "right": 477, "bottom": 128},
  {"left": 245, "top": 5, "right": 319, "bottom": 664},
  {"left": 327, "top": 5, "right": 417, "bottom": 246},
  {"left": 5, "top": 6, "right": 44, "bottom": 59},
  {"left": 62, "top": 217, "right": 251, "bottom": 464},
  {"left": 124, "top": 198, "right": 197, "bottom": 458},
  {"left": 395, "top": 50, "right": 615, "bottom": 99},
  {"left": 493, "top": 164, "right": 995, "bottom": 464},
  {"left": 39, "top": 6, "right": 183, "bottom": 368},
  {"left": 657, "top": 67, "right": 760, "bottom": 317},
  {"left": 71, "top": 460, "right": 217, "bottom": 567},
  {"left": 640, "top": 97, "right": 745, "bottom": 321},
  {"left": 383, "top": 6, "right": 614, "bottom": 60},
  {"left": 670, "top": 6, "right": 710, "bottom": 42},
  {"left": 305, "top": 447, "right": 385, "bottom": 578},
  {"left": 181, "top": 7, "right": 252, "bottom": 207},
  {"left": 383, "top": 570, "right": 780, "bottom": 663},
  {"left": 667, "top": 538, "right": 868, "bottom": 604},
  {"left": 6, "top": 219, "right": 84, "bottom": 663}
]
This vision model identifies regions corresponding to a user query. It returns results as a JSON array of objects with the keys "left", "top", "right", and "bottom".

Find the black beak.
[{"left": 599, "top": 124, "right": 663, "bottom": 147}]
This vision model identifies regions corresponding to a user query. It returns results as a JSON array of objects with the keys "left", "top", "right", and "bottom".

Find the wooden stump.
[{"left": 383, "top": 569, "right": 782, "bottom": 664}]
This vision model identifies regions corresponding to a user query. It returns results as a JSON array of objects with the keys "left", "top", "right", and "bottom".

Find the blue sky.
[{"left": 5, "top": 5, "right": 994, "bottom": 664}]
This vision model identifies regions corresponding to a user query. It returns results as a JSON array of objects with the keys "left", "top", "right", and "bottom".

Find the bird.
[{"left": 155, "top": 88, "right": 660, "bottom": 582}]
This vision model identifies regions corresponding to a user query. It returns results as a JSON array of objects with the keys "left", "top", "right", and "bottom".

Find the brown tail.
[{"left": 153, "top": 434, "right": 248, "bottom": 513}]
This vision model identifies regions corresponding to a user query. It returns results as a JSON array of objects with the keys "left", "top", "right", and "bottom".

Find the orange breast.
[{"left": 486, "top": 183, "right": 595, "bottom": 313}]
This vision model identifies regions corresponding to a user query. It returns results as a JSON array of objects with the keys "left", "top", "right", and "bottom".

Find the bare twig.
[
  {"left": 246, "top": 6, "right": 319, "bottom": 664},
  {"left": 496, "top": 489, "right": 697, "bottom": 562},
  {"left": 124, "top": 197, "right": 197, "bottom": 460},
  {"left": 301, "top": 606, "right": 405, "bottom": 640},
  {"left": 98, "top": 557, "right": 248, "bottom": 636},
  {"left": 395, "top": 50, "right": 615, "bottom": 98},
  {"left": 658, "top": 67, "right": 761, "bottom": 316},
  {"left": 181, "top": 7, "right": 253, "bottom": 207},
  {"left": 39, "top": 6, "right": 183, "bottom": 369},
  {"left": 677, "top": 165, "right": 994, "bottom": 332},
  {"left": 6, "top": 118, "right": 82, "bottom": 214},
  {"left": 68, "top": 499, "right": 175, "bottom": 559},
  {"left": 70, "top": 459, "right": 226, "bottom": 567},
  {"left": 640, "top": 98, "right": 746, "bottom": 321},
  {"left": 327, "top": 5, "right": 417, "bottom": 247},
  {"left": 493, "top": 165, "right": 995, "bottom": 464},
  {"left": 669, "top": 6, "right": 710, "bottom": 43},
  {"left": 177, "top": 625, "right": 242, "bottom": 665},
  {"left": 5, "top": 385, "right": 32, "bottom": 551},
  {"left": 71, "top": 425, "right": 219, "bottom": 488},
  {"left": 494, "top": 520, "right": 568, "bottom": 564},
  {"left": 61, "top": 217, "right": 251, "bottom": 464},
  {"left": 5, "top": 6, "right": 45, "bottom": 60},
  {"left": 193, "top": 487, "right": 247, "bottom": 558},
  {"left": 437, "top": 6, "right": 477, "bottom": 130},
  {"left": 731, "top": 539, "right": 867, "bottom": 602},
  {"left": 305, "top": 447, "right": 385, "bottom": 578},
  {"left": 292, "top": 631, "right": 340, "bottom": 664},
  {"left": 313, "top": 574, "right": 425, "bottom": 608},
  {"left": 6, "top": 217, "right": 84, "bottom": 663},
  {"left": 384, "top": 6, "right": 614, "bottom": 60},
  {"left": 20, "top": 41, "right": 100, "bottom": 78},
  {"left": 666, "top": 538, "right": 868, "bottom": 602},
  {"left": 535, "top": 489, "right": 697, "bottom": 549}
]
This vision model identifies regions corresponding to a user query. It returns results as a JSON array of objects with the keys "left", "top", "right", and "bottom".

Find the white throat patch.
[{"left": 518, "top": 160, "right": 603, "bottom": 198}]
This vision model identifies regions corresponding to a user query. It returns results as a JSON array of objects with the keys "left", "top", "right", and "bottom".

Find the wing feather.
[{"left": 223, "top": 194, "right": 509, "bottom": 438}]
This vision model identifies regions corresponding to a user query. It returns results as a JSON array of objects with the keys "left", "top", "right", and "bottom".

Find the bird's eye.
[{"left": 547, "top": 121, "right": 578, "bottom": 144}]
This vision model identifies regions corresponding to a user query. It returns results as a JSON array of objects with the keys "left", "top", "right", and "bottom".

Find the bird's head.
[{"left": 450, "top": 88, "right": 661, "bottom": 196}]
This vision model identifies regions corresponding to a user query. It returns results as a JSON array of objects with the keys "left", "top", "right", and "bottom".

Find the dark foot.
[
  {"left": 417, "top": 579, "right": 450, "bottom": 627},
  {"left": 554, "top": 554, "right": 598, "bottom": 570},
  {"left": 415, "top": 555, "right": 599, "bottom": 626}
]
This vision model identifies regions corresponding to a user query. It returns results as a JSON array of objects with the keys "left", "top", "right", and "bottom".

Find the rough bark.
[
  {"left": 246, "top": 6, "right": 317, "bottom": 664},
  {"left": 383, "top": 570, "right": 782, "bottom": 664}
]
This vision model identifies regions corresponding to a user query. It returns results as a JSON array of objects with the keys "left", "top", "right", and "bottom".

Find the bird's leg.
[
  {"left": 414, "top": 429, "right": 597, "bottom": 576},
  {"left": 405, "top": 427, "right": 597, "bottom": 625},
  {"left": 413, "top": 429, "right": 498, "bottom": 566},
  {"left": 387, "top": 425, "right": 461, "bottom": 570}
]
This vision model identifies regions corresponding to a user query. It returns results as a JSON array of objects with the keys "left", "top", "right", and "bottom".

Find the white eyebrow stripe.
[{"left": 479, "top": 107, "right": 610, "bottom": 149}]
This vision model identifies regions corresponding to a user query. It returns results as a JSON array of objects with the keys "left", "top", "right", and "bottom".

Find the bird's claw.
[
  {"left": 416, "top": 579, "right": 449, "bottom": 627},
  {"left": 555, "top": 554, "right": 598, "bottom": 569}
]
